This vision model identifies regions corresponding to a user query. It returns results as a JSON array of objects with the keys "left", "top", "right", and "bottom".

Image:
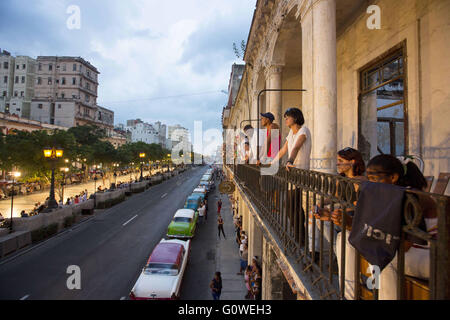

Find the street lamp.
[
  {"left": 60, "top": 167, "right": 69, "bottom": 204},
  {"left": 43, "top": 147, "right": 63, "bottom": 210},
  {"left": 139, "top": 153, "right": 146, "bottom": 181},
  {"left": 167, "top": 153, "right": 171, "bottom": 173},
  {"left": 113, "top": 163, "right": 119, "bottom": 188},
  {"left": 9, "top": 171, "right": 21, "bottom": 233}
]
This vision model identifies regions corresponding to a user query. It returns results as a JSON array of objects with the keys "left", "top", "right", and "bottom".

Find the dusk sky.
[{"left": 0, "top": 0, "right": 255, "bottom": 154}]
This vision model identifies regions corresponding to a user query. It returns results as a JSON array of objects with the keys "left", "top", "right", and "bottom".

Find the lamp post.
[
  {"left": 139, "top": 153, "right": 146, "bottom": 181},
  {"left": 166, "top": 153, "right": 171, "bottom": 173},
  {"left": 60, "top": 167, "right": 69, "bottom": 204},
  {"left": 93, "top": 165, "right": 98, "bottom": 208},
  {"left": 113, "top": 163, "right": 119, "bottom": 188},
  {"left": 9, "top": 171, "right": 21, "bottom": 233},
  {"left": 43, "top": 147, "right": 63, "bottom": 210}
]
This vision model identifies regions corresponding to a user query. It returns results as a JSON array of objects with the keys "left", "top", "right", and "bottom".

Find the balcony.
[{"left": 226, "top": 164, "right": 449, "bottom": 300}]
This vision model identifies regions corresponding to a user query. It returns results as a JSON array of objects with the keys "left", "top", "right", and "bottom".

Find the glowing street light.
[
  {"left": 9, "top": 171, "right": 21, "bottom": 233},
  {"left": 43, "top": 147, "right": 64, "bottom": 210}
]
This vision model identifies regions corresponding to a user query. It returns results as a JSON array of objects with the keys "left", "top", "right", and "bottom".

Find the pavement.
[
  {"left": 0, "top": 166, "right": 247, "bottom": 300},
  {"left": 0, "top": 169, "right": 165, "bottom": 218},
  {"left": 180, "top": 175, "right": 247, "bottom": 300}
]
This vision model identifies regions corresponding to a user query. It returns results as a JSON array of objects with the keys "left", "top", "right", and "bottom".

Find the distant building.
[
  {"left": 125, "top": 119, "right": 168, "bottom": 147},
  {"left": 30, "top": 56, "right": 100, "bottom": 128},
  {"left": 0, "top": 51, "right": 37, "bottom": 118}
]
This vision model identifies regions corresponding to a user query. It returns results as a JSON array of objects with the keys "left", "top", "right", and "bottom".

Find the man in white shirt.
[
  {"left": 198, "top": 204, "right": 206, "bottom": 224},
  {"left": 271, "top": 108, "right": 311, "bottom": 171}
]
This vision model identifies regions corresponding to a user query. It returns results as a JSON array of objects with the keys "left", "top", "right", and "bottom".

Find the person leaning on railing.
[
  {"left": 312, "top": 147, "right": 366, "bottom": 290},
  {"left": 323, "top": 154, "right": 435, "bottom": 299},
  {"left": 270, "top": 108, "right": 311, "bottom": 171}
]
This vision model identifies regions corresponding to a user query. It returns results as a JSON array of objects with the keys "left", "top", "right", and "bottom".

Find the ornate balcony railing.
[{"left": 226, "top": 164, "right": 449, "bottom": 300}]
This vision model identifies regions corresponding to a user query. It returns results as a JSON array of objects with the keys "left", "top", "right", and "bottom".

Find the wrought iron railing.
[{"left": 226, "top": 164, "right": 449, "bottom": 300}]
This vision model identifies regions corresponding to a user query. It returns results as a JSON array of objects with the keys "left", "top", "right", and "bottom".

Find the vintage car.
[
  {"left": 199, "top": 181, "right": 212, "bottom": 192},
  {"left": 200, "top": 174, "right": 212, "bottom": 182},
  {"left": 192, "top": 187, "right": 207, "bottom": 201},
  {"left": 184, "top": 195, "right": 202, "bottom": 212},
  {"left": 167, "top": 208, "right": 198, "bottom": 239},
  {"left": 129, "top": 238, "right": 191, "bottom": 300}
]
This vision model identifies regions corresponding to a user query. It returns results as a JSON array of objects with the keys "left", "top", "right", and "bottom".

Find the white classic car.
[{"left": 129, "top": 238, "right": 191, "bottom": 300}]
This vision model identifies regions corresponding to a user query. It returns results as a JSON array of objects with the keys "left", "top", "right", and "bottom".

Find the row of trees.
[{"left": 0, "top": 125, "right": 173, "bottom": 183}]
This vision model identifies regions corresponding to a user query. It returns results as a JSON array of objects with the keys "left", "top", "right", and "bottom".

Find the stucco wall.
[{"left": 336, "top": 0, "right": 450, "bottom": 189}]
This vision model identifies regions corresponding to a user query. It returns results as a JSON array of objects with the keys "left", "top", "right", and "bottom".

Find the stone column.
[
  {"left": 248, "top": 217, "right": 263, "bottom": 263},
  {"left": 266, "top": 65, "right": 283, "bottom": 125},
  {"left": 301, "top": 0, "right": 337, "bottom": 173},
  {"left": 262, "top": 240, "right": 284, "bottom": 300}
]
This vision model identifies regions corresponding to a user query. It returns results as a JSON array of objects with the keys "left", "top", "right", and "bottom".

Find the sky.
[{"left": 0, "top": 0, "right": 255, "bottom": 155}]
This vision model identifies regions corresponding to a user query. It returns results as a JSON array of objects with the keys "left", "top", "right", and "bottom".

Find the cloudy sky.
[{"left": 0, "top": 0, "right": 255, "bottom": 154}]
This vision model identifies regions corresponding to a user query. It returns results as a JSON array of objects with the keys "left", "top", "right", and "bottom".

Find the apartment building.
[{"left": 30, "top": 56, "right": 100, "bottom": 127}]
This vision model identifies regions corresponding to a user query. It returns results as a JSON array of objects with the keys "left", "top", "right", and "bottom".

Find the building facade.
[
  {"left": 30, "top": 56, "right": 100, "bottom": 127},
  {"left": 223, "top": 0, "right": 450, "bottom": 300}
]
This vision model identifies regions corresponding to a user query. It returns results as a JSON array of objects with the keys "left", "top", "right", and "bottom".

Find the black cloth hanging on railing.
[{"left": 349, "top": 181, "right": 405, "bottom": 271}]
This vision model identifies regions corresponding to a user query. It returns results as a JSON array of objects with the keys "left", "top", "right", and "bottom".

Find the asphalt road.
[{"left": 0, "top": 165, "right": 209, "bottom": 300}]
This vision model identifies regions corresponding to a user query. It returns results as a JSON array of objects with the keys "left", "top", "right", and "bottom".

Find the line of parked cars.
[{"left": 129, "top": 167, "right": 217, "bottom": 300}]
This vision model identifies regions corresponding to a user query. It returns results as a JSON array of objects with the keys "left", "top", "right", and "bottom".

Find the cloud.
[{"left": 0, "top": 0, "right": 256, "bottom": 155}]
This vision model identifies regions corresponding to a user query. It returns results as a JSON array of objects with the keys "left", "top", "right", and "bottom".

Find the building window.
[
  {"left": 58, "top": 104, "right": 62, "bottom": 109},
  {"left": 359, "top": 47, "right": 406, "bottom": 161},
  {"left": 21, "top": 76, "right": 25, "bottom": 83},
  {"left": 3, "top": 62, "right": 8, "bottom": 69},
  {"left": 38, "top": 104, "right": 43, "bottom": 109},
  {"left": 38, "top": 63, "right": 42, "bottom": 71},
  {"left": 61, "top": 93, "right": 65, "bottom": 99},
  {"left": 15, "top": 76, "right": 19, "bottom": 84},
  {"left": 62, "top": 64, "right": 66, "bottom": 71},
  {"left": 14, "top": 91, "right": 18, "bottom": 97},
  {"left": 37, "top": 77, "right": 42, "bottom": 85},
  {"left": 49, "top": 64, "right": 53, "bottom": 71},
  {"left": 80, "top": 78, "right": 82, "bottom": 86},
  {"left": 3, "top": 76, "right": 7, "bottom": 83},
  {"left": 16, "top": 64, "right": 19, "bottom": 70},
  {"left": 2, "top": 91, "right": 6, "bottom": 97},
  {"left": 73, "top": 64, "right": 77, "bottom": 71},
  {"left": 62, "top": 77, "right": 66, "bottom": 85},
  {"left": 20, "top": 91, "right": 24, "bottom": 97},
  {"left": 48, "top": 77, "right": 52, "bottom": 85},
  {"left": 22, "top": 64, "right": 26, "bottom": 69}
]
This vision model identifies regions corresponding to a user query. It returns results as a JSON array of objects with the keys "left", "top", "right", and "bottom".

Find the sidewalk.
[{"left": 212, "top": 181, "right": 248, "bottom": 300}]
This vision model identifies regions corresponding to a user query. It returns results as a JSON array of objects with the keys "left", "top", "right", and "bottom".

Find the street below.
[{"left": 0, "top": 166, "right": 211, "bottom": 300}]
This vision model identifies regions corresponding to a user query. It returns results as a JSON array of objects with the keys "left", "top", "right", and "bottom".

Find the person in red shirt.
[{"left": 258, "top": 112, "right": 281, "bottom": 164}]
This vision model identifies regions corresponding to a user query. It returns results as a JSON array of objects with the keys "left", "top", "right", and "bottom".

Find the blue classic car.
[{"left": 184, "top": 195, "right": 202, "bottom": 212}]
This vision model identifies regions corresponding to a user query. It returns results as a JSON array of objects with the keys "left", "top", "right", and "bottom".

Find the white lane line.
[
  {"left": 20, "top": 294, "right": 29, "bottom": 300},
  {"left": 122, "top": 215, "right": 138, "bottom": 227},
  {"left": 161, "top": 193, "right": 168, "bottom": 198},
  {"left": 120, "top": 296, "right": 126, "bottom": 300}
]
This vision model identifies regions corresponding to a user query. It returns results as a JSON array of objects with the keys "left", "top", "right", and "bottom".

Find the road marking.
[
  {"left": 20, "top": 294, "right": 29, "bottom": 300},
  {"left": 122, "top": 215, "right": 138, "bottom": 226},
  {"left": 161, "top": 193, "right": 168, "bottom": 198},
  {"left": 120, "top": 296, "right": 126, "bottom": 300}
]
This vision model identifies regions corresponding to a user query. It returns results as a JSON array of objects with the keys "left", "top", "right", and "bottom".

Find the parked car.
[
  {"left": 201, "top": 174, "right": 212, "bottom": 182},
  {"left": 199, "top": 181, "right": 211, "bottom": 192},
  {"left": 184, "top": 195, "right": 202, "bottom": 212},
  {"left": 129, "top": 238, "right": 191, "bottom": 300},
  {"left": 167, "top": 209, "right": 198, "bottom": 239},
  {"left": 192, "top": 187, "right": 207, "bottom": 200}
]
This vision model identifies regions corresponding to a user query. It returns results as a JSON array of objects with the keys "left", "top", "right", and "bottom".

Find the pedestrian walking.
[
  {"left": 217, "top": 215, "right": 226, "bottom": 239},
  {"left": 217, "top": 198, "right": 222, "bottom": 214},
  {"left": 210, "top": 272, "right": 222, "bottom": 300}
]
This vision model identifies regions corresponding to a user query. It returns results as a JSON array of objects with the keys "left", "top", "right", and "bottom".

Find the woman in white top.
[{"left": 271, "top": 108, "right": 311, "bottom": 171}]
